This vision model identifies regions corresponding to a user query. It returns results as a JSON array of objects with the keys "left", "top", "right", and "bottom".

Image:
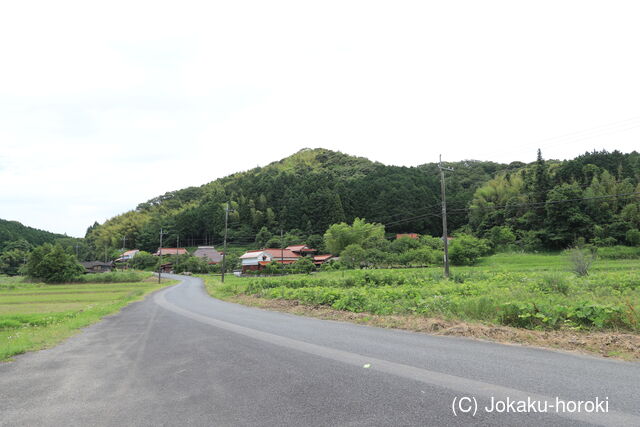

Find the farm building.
[
  {"left": 81, "top": 261, "right": 113, "bottom": 273},
  {"left": 193, "top": 246, "right": 223, "bottom": 264},
  {"left": 396, "top": 233, "right": 419, "bottom": 240},
  {"left": 239, "top": 248, "right": 300, "bottom": 273},
  {"left": 154, "top": 248, "right": 188, "bottom": 256}
]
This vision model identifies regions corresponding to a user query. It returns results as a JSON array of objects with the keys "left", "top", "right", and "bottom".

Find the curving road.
[{"left": 1, "top": 275, "right": 639, "bottom": 426}]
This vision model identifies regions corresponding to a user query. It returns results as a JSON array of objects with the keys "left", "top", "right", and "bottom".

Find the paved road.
[{"left": 1, "top": 276, "right": 639, "bottom": 426}]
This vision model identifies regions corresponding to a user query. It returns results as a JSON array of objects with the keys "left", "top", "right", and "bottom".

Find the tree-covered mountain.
[
  {"left": 0, "top": 219, "right": 66, "bottom": 250},
  {"left": 86, "top": 148, "right": 512, "bottom": 253},
  {"left": 84, "top": 147, "right": 640, "bottom": 256}
]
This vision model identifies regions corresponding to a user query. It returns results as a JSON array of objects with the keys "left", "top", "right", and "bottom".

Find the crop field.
[
  {"left": 204, "top": 253, "right": 640, "bottom": 333},
  {"left": 0, "top": 273, "right": 173, "bottom": 361}
]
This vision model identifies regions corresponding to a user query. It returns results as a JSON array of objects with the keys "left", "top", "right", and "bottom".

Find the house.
[
  {"left": 81, "top": 261, "right": 113, "bottom": 273},
  {"left": 285, "top": 245, "right": 317, "bottom": 256},
  {"left": 193, "top": 246, "right": 223, "bottom": 264},
  {"left": 115, "top": 249, "right": 140, "bottom": 263},
  {"left": 159, "top": 262, "right": 173, "bottom": 273},
  {"left": 312, "top": 254, "right": 338, "bottom": 266},
  {"left": 154, "top": 248, "right": 188, "bottom": 256},
  {"left": 240, "top": 248, "right": 300, "bottom": 273},
  {"left": 396, "top": 233, "right": 419, "bottom": 240}
]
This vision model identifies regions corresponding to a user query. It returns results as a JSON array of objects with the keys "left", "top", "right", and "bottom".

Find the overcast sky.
[{"left": 1, "top": 1, "right": 640, "bottom": 237}]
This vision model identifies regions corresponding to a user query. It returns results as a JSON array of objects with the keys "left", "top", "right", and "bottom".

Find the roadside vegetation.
[
  {"left": 0, "top": 272, "right": 174, "bottom": 361},
  {"left": 202, "top": 252, "right": 640, "bottom": 359}
]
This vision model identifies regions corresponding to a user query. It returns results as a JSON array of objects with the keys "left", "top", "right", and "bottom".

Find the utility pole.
[
  {"left": 121, "top": 236, "right": 127, "bottom": 270},
  {"left": 158, "top": 228, "right": 165, "bottom": 284},
  {"left": 280, "top": 229, "right": 284, "bottom": 264},
  {"left": 175, "top": 234, "right": 180, "bottom": 273},
  {"left": 221, "top": 203, "right": 230, "bottom": 283},
  {"left": 439, "top": 155, "right": 454, "bottom": 278},
  {"left": 75, "top": 243, "right": 79, "bottom": 259}
]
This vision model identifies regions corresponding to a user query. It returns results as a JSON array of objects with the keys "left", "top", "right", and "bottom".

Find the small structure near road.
[
  {"left": 81, "top": 261, "right": 113, "bottom": 273},
  {"left": 193, "top": 246, "right": 223, "bottom": 264},
  {"left": 154, "top": 248, "right": 188, "bottom": 256}
]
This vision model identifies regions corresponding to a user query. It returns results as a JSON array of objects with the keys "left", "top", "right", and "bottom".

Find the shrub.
[
  {"left": 537, "top": 273, "right": 570, "bottom": 295},
  {"left": 290, "top": 257, "right": 315, "bottom": 274},
  {"left": 448, "top": 234, "right": 490, "bottom": 265},
  {"left": 129, "top": 251, "right": 158, "bottom": 270},
  {"left": 74, "top": 271, "right": 149, "bottom": 283},
  {"left": 625, "top": 229, "right": 640, "bottom": 246},
  {"left": 486, "top": 226, "right": 516, "bottom": 251},
  {"left": 340, "top": 244, "right": 366, "bottom": 269},
  {"left": 568, "top": 248, "right": 594, "bottom": 277},
  {"left": 23, "top": 244, "right": 84, "bottom": 283}
]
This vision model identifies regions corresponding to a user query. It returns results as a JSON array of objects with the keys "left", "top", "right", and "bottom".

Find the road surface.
[{"left": 1, "top": 275, "right": 639, "bottom": 426}]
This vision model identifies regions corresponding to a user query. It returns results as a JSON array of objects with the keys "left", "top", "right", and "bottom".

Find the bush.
[
  {"left": 23, "top": 244, "right": 85, "bottom": 283},
  {"left": 74, "top": 271, "right": 149, "bottom": 283},
  {"left": 486, "top": 226, "right": 516, "bottom": 251},
  {"left": 448, "top": 234, "right": 490, "bottom": 265},
  {"left": 537, "top": 274, "right": 570, "bottom": 295},
  {"left": 340, "top": 244, "right": 366, "bottom": 269},
  {"left": 568, "top": 248, "right": 594, "bottom": 277},
  {"left": 290, "top": 257, "right": 315, "bottom": 274},
  {"left": 129, "top": 251, "right": 158, "bottom": 270},
  {"left": 625, "top": 229, "right": 640, "bottom": 246}
]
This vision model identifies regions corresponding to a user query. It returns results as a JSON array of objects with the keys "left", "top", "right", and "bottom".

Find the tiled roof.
[
  {"left": 262, "top": 248, "right": 299, "bottom": 258},
  {"left": 193, "top": 246, "right": 223, "bottom": 263},
  {"left": 155, "top": 248, "right": 188, "bottom": 255}
]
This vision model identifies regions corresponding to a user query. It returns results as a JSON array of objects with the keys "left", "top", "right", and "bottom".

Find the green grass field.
[
  {"left": 0, "top": 273, "right": 174, "bottom": 361},
  {"left": 203, "top": 253, "right": 640, "bottom": 332}
]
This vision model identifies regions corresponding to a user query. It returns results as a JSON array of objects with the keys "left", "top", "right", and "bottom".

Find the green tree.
[
  {"left": 340, "top": 244, "right": 366, "bottom": 269},
  {"left": 290, "top": 256, "right": 315, "bottom": 274},
  {"left": 324, "top": 218, "right": 385, "bottom": 255},
  {"left": 255, "top": 227, "right": 273, "bottom": 248},
  {"left": 24, "top": 244, "right": 85, "bottom": 283},
  {"left": 486, "top": 226, "right": 516, "bottom": 251},
  {"left": 129, "top": 251, "right": 158, "bottom": 270},
  {"left": 625, "top": 229, "right": 640, "bottom": 246},
  {"left": 448, "top": 234, "right": 490, "bottom": 265},
  {"left": 0, "top": 249, "right": 28, "bottom": 276}
]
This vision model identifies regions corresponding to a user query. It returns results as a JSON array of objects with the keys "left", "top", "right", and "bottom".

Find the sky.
[{"left": 1, "top": 1, "right": 640, "bottom": 237}]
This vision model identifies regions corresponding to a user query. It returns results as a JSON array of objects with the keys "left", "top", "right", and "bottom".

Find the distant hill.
[
  {"left": 86, "top": 148, "right": 513, "bottom": 253},
  {"left": 0, "top": 219, "right": 66, "bottom": 250},
  {"left": 86, "top": 147, "right": 640, "bottom": 254}
]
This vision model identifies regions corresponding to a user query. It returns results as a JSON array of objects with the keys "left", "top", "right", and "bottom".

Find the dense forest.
[{"left": 0, "top": 219, "right": 66, "bottom": 250}]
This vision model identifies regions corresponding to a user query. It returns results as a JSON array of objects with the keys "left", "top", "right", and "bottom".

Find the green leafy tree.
[
  {"left": 340, "top": 244, "right": 367, "bottom": 269},
  {"left": 290, "top": 256, "right": 315, "bottom": 274},
  {"left": 24, "top": 244, "right": 85, "bottom": 283},
  {"left": 324, "top": 218, "right": 385, "bottom": 255},
  {"left": 0, "top": 249, "right": 28, "bottom": 276},
  {"left": 625, "top": 229, "right": 640, "bottom": 246},
  {"left": 129, "top": 251, "right": 159, "bottom": 270},
  {"left": 486, "top": 226, "right": 516, "bottom": 251},
  {"left": 448, "top": 234, "right": 490, "bottom": 265},
  {"left": 255, "top": 227, "right": 273, "bottom": 248}
]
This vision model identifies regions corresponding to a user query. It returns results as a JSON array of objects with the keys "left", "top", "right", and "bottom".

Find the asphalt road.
[{"left": 1, "top": 275, "right": 639, "bottom": 426}]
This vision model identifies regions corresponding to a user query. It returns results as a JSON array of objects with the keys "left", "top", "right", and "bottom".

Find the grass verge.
[{"left": 0, "top": 273, "right": 176, "bottom": 361}]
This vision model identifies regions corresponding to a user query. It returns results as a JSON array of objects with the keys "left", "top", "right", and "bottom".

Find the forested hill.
[
  {"left": 87, "top": 148, "right": 514, "bottom": 252},
  {"left": 86, "top": 148, "right": 640, "bottom": 254},
  {"left": 0, "top": 219, "right": 66, "bottom": 250}
]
